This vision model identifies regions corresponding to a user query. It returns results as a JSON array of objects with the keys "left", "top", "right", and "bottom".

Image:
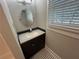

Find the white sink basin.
[{"left": 19, "top": 29, "right": 45, "bottom": 44}]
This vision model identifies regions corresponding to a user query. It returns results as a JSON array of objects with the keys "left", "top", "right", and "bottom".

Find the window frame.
[
  {"left": 47, "top": 0, "right": 79, "bottom": 31},
  {"left": 47, "top": 0, "right": 79, "bottom": 39}
]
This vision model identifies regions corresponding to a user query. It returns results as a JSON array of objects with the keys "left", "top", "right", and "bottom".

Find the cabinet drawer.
[{"left": 21, "top": 34, "right": 45, "bottom": 58}]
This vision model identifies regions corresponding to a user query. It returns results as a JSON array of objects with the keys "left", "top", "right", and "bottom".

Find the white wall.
[
  {"left": 6, "top": 0, "right": 38, "bottom": 32},
  {"left": 6, "top": 0, "right": 47, "bottom": 32},
  {"left": 35, "top": 0, "right": 47, "bottom": 30}
]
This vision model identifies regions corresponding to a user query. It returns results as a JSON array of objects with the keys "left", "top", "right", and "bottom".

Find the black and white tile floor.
[{"left": 32, "top": 47, "right": 61, "bottom": 59}]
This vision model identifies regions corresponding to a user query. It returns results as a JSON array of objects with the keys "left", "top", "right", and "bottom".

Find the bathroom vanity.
[{"left": 18, "top": 28, "right": 46, "bottom": 59}]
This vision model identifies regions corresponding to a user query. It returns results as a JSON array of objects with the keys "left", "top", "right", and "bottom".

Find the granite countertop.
[{"left": 19, "top": 29, "right": 45, "bottom": 44}]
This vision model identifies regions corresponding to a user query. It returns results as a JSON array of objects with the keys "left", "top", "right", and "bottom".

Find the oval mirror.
[{"left": 20, "top": 8, "right": 33, "bottom": 27}]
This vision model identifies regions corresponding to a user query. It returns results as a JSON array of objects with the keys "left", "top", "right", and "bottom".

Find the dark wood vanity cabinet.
[
  {"left": 21, "top": 34, "right": 45, "bottom": 59},
  {"left": 18, "top": 28, "right": 45, "bottom": 59}
]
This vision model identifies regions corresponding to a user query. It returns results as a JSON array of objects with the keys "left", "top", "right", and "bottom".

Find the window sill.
[{"left": 47, "top": 24, "right": 79, "bottom": 40}]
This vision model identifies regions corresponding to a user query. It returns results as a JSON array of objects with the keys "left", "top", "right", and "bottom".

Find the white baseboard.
[{"left": 45, "top": 46, "right": 61, "bottom": 59}]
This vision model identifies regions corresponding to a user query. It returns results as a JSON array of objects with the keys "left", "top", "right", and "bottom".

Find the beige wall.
[
  {"left": 0, "top": 33, "right": 15, "bottom": 59},
  {"left": 0, "top": 1, "right": 25, "bottom": 59},
  {"left": 46, "top": 28, "right": 79, "bottom": 59},
  {"left": 6, "top": 0, "right": 38, "bottom": 32}
]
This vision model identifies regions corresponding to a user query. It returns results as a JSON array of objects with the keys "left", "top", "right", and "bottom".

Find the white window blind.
[{"left": 48, "top": 0, "right": 79, "bottom": 27}]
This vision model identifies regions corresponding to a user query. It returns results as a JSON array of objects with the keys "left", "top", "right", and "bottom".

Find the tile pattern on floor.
[
  {"left": 32, "top": 46, "right": 61, "bottom": 59},
  {"left": 32, "top": 48, "right": 54, "bottom": 59}
]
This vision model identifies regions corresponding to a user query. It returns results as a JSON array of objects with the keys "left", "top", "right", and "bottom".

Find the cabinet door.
[{"left": 21, "top": 34, "right": 45, "bottom": 58}]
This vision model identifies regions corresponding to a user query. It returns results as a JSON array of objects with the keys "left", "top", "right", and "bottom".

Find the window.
[{"left": 48, "top": 0, "right": 79, "bottom": 27}]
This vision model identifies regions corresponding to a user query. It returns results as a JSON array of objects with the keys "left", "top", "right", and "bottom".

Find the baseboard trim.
[{"left": 45, "top": 46, "right": 61, "bottom": 59}]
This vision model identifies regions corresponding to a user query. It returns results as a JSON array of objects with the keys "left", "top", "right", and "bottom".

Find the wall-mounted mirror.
[
  {"left": 18, "top": 0, "right": 33, "bottom": 31},
  {"left": 6, "top": 0, "right": 34, "bottom": 32},
  {"left": 20, "top": 8, "right": 33, "bottom": 30}
]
